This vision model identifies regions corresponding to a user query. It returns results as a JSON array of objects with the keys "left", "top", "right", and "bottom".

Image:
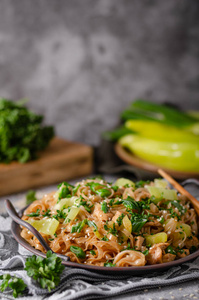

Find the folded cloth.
[
  {"left": 1, "top": 180, "right": 199, "bottom": 300},
  {"left": 1, "top": 213, "right": 199, "bottom": 300}
]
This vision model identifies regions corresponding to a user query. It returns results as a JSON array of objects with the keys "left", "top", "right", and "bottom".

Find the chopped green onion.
[
  {"left": 101, "top": 201, "right": 109, "bottom": 213},
  {"left": 70, "top": 246, "right": 86, "bottom": 259}
]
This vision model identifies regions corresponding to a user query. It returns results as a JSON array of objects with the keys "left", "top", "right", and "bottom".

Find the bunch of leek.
[{"left": 104, "top": 100, "right": 199, "bottom": 172}]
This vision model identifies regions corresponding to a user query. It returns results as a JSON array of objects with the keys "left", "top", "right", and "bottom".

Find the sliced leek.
[
  {"left": 145, "top": 232, "right": 167, "bottom": 246},
  {"left": 146, "top": 186, "right": 177, "bottom": 201},
  {"left": 122, "top": 215, "right": 132, "bottom": 233},
  {"left": 54, "top": 196, "right": 80, "bottom": 210},
  {"left": 113, "top": 178, "right": 135, "bottom": 188},
  {"left": 65, "top": 206, "right": 80, "bottom": 223},
  {"left": 154, "top": 179, "right": 168, "bottom": 189},
  {"left": 173, "top": 223, "right": 192, "bottom": 241},
  {"left": 26, "top": 218, "right": 59, "bottom": 235}
]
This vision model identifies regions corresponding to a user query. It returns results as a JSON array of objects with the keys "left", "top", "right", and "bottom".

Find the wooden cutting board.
[{"left": 0, "top": 137, "right": 93, "bottom": 196}]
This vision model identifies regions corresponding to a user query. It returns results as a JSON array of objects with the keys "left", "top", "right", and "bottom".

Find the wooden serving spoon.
[
  {"left": 5, "top": 199, "right": 69, "bottom": 261},
  {"left": 158, "top": 169, "right": 199, "bottom": 216}
]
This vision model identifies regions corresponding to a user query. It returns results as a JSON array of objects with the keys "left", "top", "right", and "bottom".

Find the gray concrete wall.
[{"left": 0, "top": 0, "right": 199, "bottom": 145}]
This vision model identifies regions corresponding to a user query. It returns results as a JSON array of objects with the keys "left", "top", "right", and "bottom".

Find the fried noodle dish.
[{"left": 21, "top": 177, "right": 199, "bottom": 267}]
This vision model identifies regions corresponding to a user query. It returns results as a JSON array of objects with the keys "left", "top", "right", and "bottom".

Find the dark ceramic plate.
[{"left": 11, "top": 179, "right": 199, "bottom": 275}]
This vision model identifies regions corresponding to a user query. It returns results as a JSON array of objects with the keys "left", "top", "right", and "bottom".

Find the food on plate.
[
  {"left": 0, "top": 98, "right": 54, "bottom": 163},
  {"left": 104, "top": 100, "right": 199, "bottom": 172},
  {"left": 21, "top": 177, "right": 199, "bottom": 267},
  {"left": 119, "top": 134, "right": 199, "bottom": 172}
]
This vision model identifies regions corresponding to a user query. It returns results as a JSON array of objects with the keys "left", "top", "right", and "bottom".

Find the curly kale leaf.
[{"left": 0, "top": 98, "right": 54, "bottom": 163}]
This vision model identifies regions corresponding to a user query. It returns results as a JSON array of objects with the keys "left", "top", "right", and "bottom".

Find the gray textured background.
[{"left": 0, "top": 0, "right": 199, "bottom": 146}]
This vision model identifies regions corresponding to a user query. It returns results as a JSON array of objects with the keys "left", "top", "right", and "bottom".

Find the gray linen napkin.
[{"left": 1, "top": 209, "right": 199, "bottom": 300}]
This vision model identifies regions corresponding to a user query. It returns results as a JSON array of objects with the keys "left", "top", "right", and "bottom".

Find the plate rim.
[{"left": 10, "top": 205, "right": 199, "bottom": 275}]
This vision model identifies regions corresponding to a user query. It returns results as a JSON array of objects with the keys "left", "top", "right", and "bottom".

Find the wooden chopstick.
[{"left": 158, "top": 168, "right": 199, "bottom": 216}]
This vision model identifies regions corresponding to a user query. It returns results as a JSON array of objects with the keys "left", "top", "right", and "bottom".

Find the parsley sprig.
[
  {"left": 0, "top": 274, "right": 27, "bottom": 298},
  {"left": 25, "top": 251, "right": 65, "bottom": 292}
]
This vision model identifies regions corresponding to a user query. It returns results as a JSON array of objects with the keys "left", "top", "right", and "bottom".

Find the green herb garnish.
[
  {"left": 170, "top": 200, "right": 187, "bottom": 215},
  {"left": 71, "top": 219, "right": 87, "bottom": 233},
  {"left": 52, "top": 210, "right": 67, "bottom": 220},
  {"left": 26, "top": 209, "right": 40, "bottom": 217},
  {"left": 86, "top": 182, "right": 104, "bottom": 193},
  {"left": 104, "top": 223, "right": 118, "bottom": 236},
  {"left": 167, "top": 207, "right": 181, "bottom": 220},
  {"left": 78, "top": 200, "right": 93, "bottom": 213},
  {"left": 104, "top": 261, "right": 116, "bottom": 267},
  {"left": 70, "top": 246, "right": 86, "bottom": 259},
  {"left": 72, "top": 184, "right": 81, "bottom": 195},
  {"left": 26, "top": 190, "right": 37, "bottom": 205},
  {"left": 57, "top": 182, "right": 73, "bottom": 202},
  {"left": 90, "top": 250, "right": 96, "bottom": 256},
  {"left": 101, "top": 201, "right": 109, "bottom": 213},
  {"left": 109, "top": 223, "right": 118, "bottom": 236},
  {"left": 87, "top": 220, "right": 98, "bottom": 231},
  {"left": 102, "top": 236, "right": 109, "bottom": 241},
  {"left": 0, "top": 274, "right": 27, "bottom": 298},
  {"left": 165, "top": 246, "right": 176, "bottom": 255},
  {"left": 142, "top": 249, "right": 149, "bottom": 256},
  {"left": 109, "top": 198, "right": 116, "bottom": 206},
  {"left": 71, "top": 219, "right": 98, "bottom": 233},
  {"left": 130, "top": 213, "right": 148, "bottom": 233},
  {"left": 42, "top": 209, "right": 51, "bottom": 217},
  {"left": 135, "top": 180, "right": 150, "bottom": 188},
  {"left": 111, "top": 185, "right": 119, "bottom": 192},
  {"left": 25, "top": 251, "right": 64, "bottom": 291},
  {"left": 158, "top": 216, "right": 165, "bottom": 224},
  {"left": 96, "top": 189, "right": 111, "bottom": 198},
  {"left": 122, "top": 196, "right": 150, "bottom": 213}
]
